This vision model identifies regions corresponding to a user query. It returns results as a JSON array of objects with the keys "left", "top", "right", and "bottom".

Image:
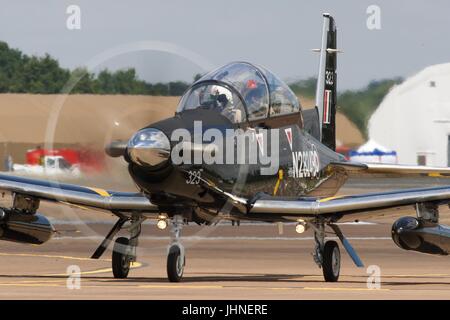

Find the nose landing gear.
[{"left": 167, "top": 214, "right": 186, "bottom": 282}]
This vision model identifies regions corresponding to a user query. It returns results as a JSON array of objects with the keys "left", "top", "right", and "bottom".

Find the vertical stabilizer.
[{"left": 315, "top": 13, "right": 338, "bottom": 150}]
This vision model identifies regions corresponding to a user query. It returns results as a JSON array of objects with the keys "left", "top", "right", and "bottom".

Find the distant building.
[{"left": 369, "top": 63, "right": 450, "bottom": 166}]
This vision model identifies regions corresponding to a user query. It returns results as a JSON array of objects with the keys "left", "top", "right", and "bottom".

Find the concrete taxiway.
[
  {"left": 0, "top": 221, "right": 450, "bottom": 299},
  {"left": 0, "top": 176, "right": 450, "bottom": 299}
]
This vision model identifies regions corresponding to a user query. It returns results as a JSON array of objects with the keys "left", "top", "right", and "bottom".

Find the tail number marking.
[{"left": 291, "top": 147, "right": 320, "bottom": 178}]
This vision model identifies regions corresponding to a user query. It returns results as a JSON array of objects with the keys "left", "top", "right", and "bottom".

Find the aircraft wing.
[
  {"left": 0, "top": 173, "right": 159, "bottom": 214},
  {"left": 249, "top": 184, "right": 450, "bottom": 221},
  {"left": 329, "top": 161, "right": 450, "bottom": 176}
]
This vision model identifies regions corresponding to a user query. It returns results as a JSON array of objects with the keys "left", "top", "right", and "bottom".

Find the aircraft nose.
[{"left": 127, "top": 128, "right": 171, "bottom": 168}]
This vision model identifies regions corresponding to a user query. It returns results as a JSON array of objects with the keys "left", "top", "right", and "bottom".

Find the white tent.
[{"left": 349, "top": 139, "right": 397, "bottom": 164}]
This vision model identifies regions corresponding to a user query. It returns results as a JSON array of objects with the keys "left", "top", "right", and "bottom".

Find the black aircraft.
[{"left": 2, "top": 13, "right": 450, "bottom": 282}]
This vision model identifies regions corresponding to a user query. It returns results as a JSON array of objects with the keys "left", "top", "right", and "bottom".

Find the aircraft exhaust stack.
[
  {"left": 105, "top": 140, "right": 128, "bottom": 158},
  {"left": 391, "top": 216, "right": 450, "bottom": 255}
]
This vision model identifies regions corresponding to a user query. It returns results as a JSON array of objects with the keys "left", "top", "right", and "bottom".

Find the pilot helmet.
[
  {"left": 210, "top": 85, "right": 233, "bottom": 108},
  {"left": 245, "top": 80, "right": 265, "bottom": 103}
]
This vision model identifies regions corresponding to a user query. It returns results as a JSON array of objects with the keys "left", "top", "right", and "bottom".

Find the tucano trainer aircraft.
[{"left": 2, "top": 13, "right": 450, "bottom": 282}]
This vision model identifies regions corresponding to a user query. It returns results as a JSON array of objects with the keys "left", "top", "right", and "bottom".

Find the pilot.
[{"left": 210, "top": 85, "right": 242, "bottom": 123}]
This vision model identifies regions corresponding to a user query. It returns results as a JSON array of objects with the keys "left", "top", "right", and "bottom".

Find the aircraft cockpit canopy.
[{"left": 176, "top": 62, "right": 301, "bottom": 124}]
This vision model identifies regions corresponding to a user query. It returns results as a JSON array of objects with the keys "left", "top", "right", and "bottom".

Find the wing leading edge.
[
  {"left": 249, "top": 184, "right": 450, "bottom": 219},
  {"left": 0, "top": 173, "right": 158, "bottom": 213},
  {"left": 329, "top": 161, "right": 450, "bottom": 176}
]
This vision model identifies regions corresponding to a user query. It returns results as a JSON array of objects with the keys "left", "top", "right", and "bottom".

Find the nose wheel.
[
  {"left": 167, "top": 214, "right": 185, "bottom": 282},
  {"left": 167, "top": 244, "right": 185, "bottom": 282}
]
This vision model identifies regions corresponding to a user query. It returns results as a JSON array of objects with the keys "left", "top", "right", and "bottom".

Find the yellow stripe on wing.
[
  {"left": 87, "top": 187, "right": 111, "bottom": 197},
  {"left": 318, "top": 195, "right": 346, "bottom": 203}
]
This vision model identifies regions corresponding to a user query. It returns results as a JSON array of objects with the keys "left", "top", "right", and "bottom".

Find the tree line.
[{"left": 0, "top": 41, "right": 192, "bottom": 96}]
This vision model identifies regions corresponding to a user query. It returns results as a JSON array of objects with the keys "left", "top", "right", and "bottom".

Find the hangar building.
[{"left": 369, "top": 63, "right": 450, "bottom": 166}]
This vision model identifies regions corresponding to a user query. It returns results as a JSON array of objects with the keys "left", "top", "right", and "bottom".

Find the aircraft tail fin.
[{"left": 314, "top": 13, "right": 338, "bottom": 150}]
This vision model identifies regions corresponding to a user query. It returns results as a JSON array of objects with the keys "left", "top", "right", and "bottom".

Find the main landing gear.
[
  {"left": 91, "top": 214, "right": 143, "bottom": 280},
  {"left": 312, "top": 222, "right": 340, "bottom": 282},
  {"left": 111, "top": 215, "right": 142, "bottom": 279},
  {"left": 92, "top": 213, "right": 187, "bottom": 282},
  {"left": 167, "top": 214, "right": 185, "bottom": 282},
  {"left": 112, "top": 237, "right": 132, "bottom": 278},
  {"left": 312, "top": 221, "right": 364, "bottom": 282}
]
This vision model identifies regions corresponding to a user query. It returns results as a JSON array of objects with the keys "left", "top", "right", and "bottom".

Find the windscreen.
[{"left": 176, "top": 83, "right": 246, "bottom": 123}]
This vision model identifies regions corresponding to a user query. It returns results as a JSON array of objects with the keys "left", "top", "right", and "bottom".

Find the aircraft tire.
[
  {"left": 112, "top": 237, "right": 131, "bottom": 279},
  {"left": 322, "top": 240, "right": 340, "bottom": 282},
  {"left": 167, "top": 245, "right": 185, "bottom": 282}
]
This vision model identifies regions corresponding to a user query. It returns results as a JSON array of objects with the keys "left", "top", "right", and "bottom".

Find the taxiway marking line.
[
  {"left": 45, "top": 262, "right": 143, "bottom": 276},
  {"left": 0, "top": 282, "right": 394, "bottom": 291},
  {"left": 0, "top": 278, "right": 441, "bottom": 292},
  {"left": 383, "top": 273, "right": 450, "bottom": 278},
  {"left": 0, "top": 253, "right": 144, "bottom": 277},
  {"left": 138, "top": 285, "right": 223, "bottom": 289},
  {"left": 0, "top": 283, "right": 62, "bottom": 287},
  {"left": 15, "top": 280, "right": 67, "bottom": 284},
  {"left": 303, "top": 287, "right": 390, "bottom": 291},
  {"left": 0, "top": 252, "right": 110, "bottom": 262}
]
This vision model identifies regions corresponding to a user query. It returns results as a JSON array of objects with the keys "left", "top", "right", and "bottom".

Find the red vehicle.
[
  {"left": 26, "top": 147, "right": 105, "bottom": 172},
  {"left": 335, "top": 145, "right": 351, "bottom": 160}
]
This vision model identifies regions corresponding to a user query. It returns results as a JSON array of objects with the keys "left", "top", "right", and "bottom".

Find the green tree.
[
  {"left": 0, "top": 41, "right": 26, "bottom": 92},
  {"left": 70, "top": 67, "right": 96, "bottom": 93},
  {"left": 20, "top": 54, "right": 70, "bottom": 93},
  {"left": 289, "top": 77, "right": 317, "bottom": 98},
  {"left": 113, "top": 68, "right": 138, "bottom": 94},
  {"left": 338, "top": 78, "right": 402, "bottom": 137},
  {"left": 193, "top": 73, "right": 203, "bottom": 82},
  {"left": 167, "top": 81, "right": 189, "bottom": 96},
  {"left": 96, "top": 69, "right": 116, "bottom": 94}
]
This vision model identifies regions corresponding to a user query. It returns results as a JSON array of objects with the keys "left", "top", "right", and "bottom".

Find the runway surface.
[
  {"left": 1, "top": 221, "right": 450, "bottom": 299},
  {"left": 0, "top": 176, "right": 450, "bottom": 299}
]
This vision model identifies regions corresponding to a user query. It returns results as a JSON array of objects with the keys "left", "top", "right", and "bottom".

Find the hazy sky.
[{"left": 0, "top": 0, "right": 449, "bottom": 90}]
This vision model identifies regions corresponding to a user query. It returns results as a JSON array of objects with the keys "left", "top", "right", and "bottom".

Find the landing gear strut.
[
  {"left": 111, "top": 215, "right": 142, "bottom": 279},
  {"left": 312, "top": 222, "right": 341, "bottom": 282},
  {"left": 167, "top": 214, "right": 185, "bottom": 282}
]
